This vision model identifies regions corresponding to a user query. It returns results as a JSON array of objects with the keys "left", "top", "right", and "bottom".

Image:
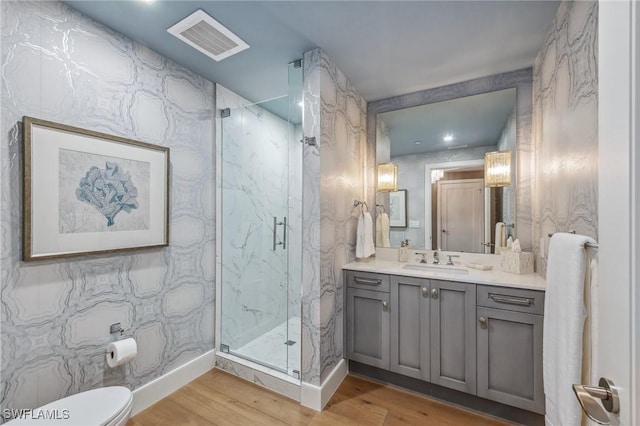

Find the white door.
[
  {"left": 592, "top": 1, "right": 638, "bottom": 424},
  {"left": 437, "top": 178, "right": 484, "bottom": 252}
]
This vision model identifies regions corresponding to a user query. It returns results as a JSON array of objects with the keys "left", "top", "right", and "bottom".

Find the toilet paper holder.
[{"left": 110, "top": 322, "right": 125, "bottom": 337}]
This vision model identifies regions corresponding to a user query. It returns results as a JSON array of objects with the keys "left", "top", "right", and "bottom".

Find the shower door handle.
[
  {"left": 273, "top": 217, "right": 287, "bottom": 250},
  {"left": 280, "top": 217, "right": 287, "bottom": 250}
]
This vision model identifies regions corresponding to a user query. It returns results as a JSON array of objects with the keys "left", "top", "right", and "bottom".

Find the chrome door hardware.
[
  {"left": 381, "top": 301, "right": 389, "bottom": 311},
  {"left": 272, "top": 217, "right": 287, "bottom": 250},
  {"left": 421, "top": 287, "right": 429, "bottom": 297},
  {"left": 478, "top": 316, "right": 487, "bottom": 329},
  {"left": 489, "top": 293, "right": 532, "bottom": 306},
  {"left": 353, "top": 277, "right": 382, "bottom": 286},
  {"left": 572, "top": 377, "right": 619, "bottom": 424},
  {"left": 431, "top": 288, "right": 439, "bottom": 299}
]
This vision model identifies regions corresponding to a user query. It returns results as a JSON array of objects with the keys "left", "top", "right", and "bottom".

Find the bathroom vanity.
[{"left": 343, "top": 254, "right": 545, "bottom": 423}]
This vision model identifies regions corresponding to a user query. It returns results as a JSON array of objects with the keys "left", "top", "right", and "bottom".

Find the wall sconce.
[
  {"left": 377, "top": 163, "right": 398, "bottom": 192},
  {"left": 484, "top": 150, "right": 512, "bottom": 187}
]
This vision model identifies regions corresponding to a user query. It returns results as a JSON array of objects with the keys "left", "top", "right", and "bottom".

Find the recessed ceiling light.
[
  {"left": 443, "top": 134, "right": 454, "bottom": 142},
  {"left": 141, "top": 0, "right": 155, "bottom": 3},
  {"left": 414, "top": 140, "right": 422, "bottom": 145}
]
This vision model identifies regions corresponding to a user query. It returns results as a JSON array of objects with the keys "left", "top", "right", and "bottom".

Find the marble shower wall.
[
  {"left": 532, "top": 1, "right": 598, "bottom": 274},
  {"left": 1, "top": 1, "right": 215, "bottom": 411},
  {"left": 388, "top": 146, "right": 497, "bottom": 249},
  {"left": 216, "top": 85, "right": 302, "bottom": 352},
  {"left": 301, "top": 49, "right": 367, "bottom": 386},
  {"left": 368, "top": 69, "right": 534, "bottom": 251}
]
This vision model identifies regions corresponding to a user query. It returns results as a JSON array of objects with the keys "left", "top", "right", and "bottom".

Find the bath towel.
[
  {"left": 543, "top": 233, "right": 596, "bottom": 426},
  {"left": 494, "top": 222, "right": 505, "bottom": 254},
  {"left": 376, "top": 212, "right": 390, "bottom": 248},
  {"left": 356, "top": 211, "right": 375, "bottom": 258}
]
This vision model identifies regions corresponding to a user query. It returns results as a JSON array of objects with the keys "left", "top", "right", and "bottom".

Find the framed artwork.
[
  {"left": 22, "top": 116, "right": 170, "bottom": 261},
  {"left": 389, "top": 189, "right": 407, "bottom": 228}
]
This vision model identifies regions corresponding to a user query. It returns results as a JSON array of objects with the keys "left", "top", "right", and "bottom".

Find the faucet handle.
[{"left": 446, "top": 254, "right": 460, "bottom": 266}]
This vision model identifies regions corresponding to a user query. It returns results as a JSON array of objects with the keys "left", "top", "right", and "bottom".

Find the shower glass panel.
[{"left": 220, "top": 61, "right": 302, "bottom": 378}]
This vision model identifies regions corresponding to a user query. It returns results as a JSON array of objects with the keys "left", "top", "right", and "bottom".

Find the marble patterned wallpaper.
[
  {"left": 1, "top": 1, "right": 215, "bottom": 412},
  {"left": 216, "top": 84, "right": 302, "bottom": 354},
  {"left": 532, "top": 1, "right": 598, "bottom": 274},
  {"left": 368, "top": 69, "right": 534, "bottom": 252},
  {"left": 301, "top": 49, "right": 367, "bottom": 386},
  {"left": 388, "top": 146, "right": 497, "bottom": 249}
]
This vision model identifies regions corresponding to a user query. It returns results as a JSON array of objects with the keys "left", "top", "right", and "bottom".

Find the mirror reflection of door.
[{"left": 437, "top": 178, "right": 484, "bottom": 252}]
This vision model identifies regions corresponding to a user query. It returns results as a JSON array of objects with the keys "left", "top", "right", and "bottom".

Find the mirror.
[{"left": 374, "top": 87, "right": 517, "bottom": 253}]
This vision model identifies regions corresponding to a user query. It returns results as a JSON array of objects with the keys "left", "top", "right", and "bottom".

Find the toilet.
[{"left": 5, "top": 387, "right": 133, "bottom": 426}]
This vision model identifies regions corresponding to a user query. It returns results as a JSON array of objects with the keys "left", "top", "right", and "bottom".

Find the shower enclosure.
[{"left": 219, "top": 61, "right": 302, "bottom": 378}]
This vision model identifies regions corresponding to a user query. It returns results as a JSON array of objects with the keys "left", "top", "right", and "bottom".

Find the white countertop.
[{"left": 343, "top": 256, "right": 546, "bottom": 291}]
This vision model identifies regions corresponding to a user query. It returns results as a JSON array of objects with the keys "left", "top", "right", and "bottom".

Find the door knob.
[
  {"left": 431, "top": 288, "right": 438, "bottom": 299},
  {"left": 381, "top": 301, "right": 389, "bottom": 311},
  {"left": 572, "top": 377, "right": 619, "bottom": 425},
  {"left": 478, "top": 316, "right": 487, "bottom": 328},
  {"left": 421, "top": 287, "right": 429, "bottom": 297}
]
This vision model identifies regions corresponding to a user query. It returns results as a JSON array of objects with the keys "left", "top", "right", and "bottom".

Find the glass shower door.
[{"left": 220, "top": 61, "right": 302, "bottom": 378}]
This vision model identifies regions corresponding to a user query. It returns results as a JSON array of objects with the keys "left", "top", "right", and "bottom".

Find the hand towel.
[
  {"left": 356, "top": 212, "right": 375, "bottom": 258},
  {"left": 543, "top": 233, "right": 596, "bottom": 426},
  {"left": 376, "top": 212, "right": 391, "bottom": 248},
  {"left": 494, "top": 222, "right": 505, "bottom": 254}
]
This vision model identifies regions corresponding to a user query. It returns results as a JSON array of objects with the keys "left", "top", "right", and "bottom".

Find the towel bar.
[{"left": 547, "top": 231, "right": 599, "bottom": 249}]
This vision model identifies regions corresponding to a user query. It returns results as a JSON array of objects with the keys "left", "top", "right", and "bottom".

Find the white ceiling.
[{"left": 64, "top": 1, "right": 559, "bottom": 104}]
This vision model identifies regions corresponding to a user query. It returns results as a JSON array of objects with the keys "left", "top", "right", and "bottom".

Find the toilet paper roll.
[{"left": 106, "top": 338, "right": 137, "bottom": 368}]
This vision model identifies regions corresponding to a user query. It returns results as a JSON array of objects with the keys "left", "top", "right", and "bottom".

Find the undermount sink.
[{"left": 402, "top": 263, "right": 469, "bottom": 275}]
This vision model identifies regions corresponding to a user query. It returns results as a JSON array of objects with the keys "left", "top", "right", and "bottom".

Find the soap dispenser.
[{"left": 398, "top": 240, "right": 409, "bottom": 262}]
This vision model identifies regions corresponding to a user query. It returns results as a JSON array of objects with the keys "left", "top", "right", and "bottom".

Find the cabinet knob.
[
  {"left": 421, "top": 287, "right": 429, "bottom": 297},
  {"left": 479, "top": 316, "right": 487, "bottom": 328},
  {"left": 382, "top": 301, "right": 389, "bottom": 311},
  {"left": 431, "top": 288, "right": 439, "bottom": 299}
]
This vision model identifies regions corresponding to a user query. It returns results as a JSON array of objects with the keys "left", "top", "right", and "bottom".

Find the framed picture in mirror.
[{"left": 389, "top": 189, "right": 407, "bottom": 227}]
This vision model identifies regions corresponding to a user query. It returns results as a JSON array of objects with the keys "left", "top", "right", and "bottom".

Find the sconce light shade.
[
  {"left": 484, "top": 151, "right": 512, "bottom": 187},
  {"left": 377, "top": 163, "right": 398, "bottom": 192}
]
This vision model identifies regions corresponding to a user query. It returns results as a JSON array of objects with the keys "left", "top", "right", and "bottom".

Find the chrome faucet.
[
  {"left": 433, "top": 249, "right": 440, "bottom": 264},
  {"left": 447, "top": 254, "right": 460, "bottom": 266},
  {"left": 420, "top": 253, "right": 428, "bottom": 264}
]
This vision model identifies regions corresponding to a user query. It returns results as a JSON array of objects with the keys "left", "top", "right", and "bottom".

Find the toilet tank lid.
[{"left": 5, "top": 386, "right": 132, "bottom": 426}]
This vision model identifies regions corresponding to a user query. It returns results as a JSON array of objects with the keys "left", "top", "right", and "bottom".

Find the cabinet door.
[
  {"left": 390, "top": 276, "right": 430, "bottom": 380},
  {"left": 430, "top": 280, "right": 477, "bottom": 394},
  {"left": 346, "top": 288, "right": 390, "bottom": 369},
  {"left": 477, "top": 307, "right": 544, "bottom": 414}
]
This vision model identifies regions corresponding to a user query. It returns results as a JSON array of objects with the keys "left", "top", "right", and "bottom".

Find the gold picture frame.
[{"left": 23, "top": 116, "right": 170, "bottom": 261}]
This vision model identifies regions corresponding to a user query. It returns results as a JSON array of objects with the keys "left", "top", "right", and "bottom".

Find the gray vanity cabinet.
[
  {"left": 429, "top": 280, "right": 477, "bottom": 394},
  {"left": 389, "top": 277, "right": 476, "bottom": 392},
  {"left": 476, "top": 287, "right": 545, "bottom": 414},
  {"left": 345, "top": 271, "right": 390, "bottom": 369},
  {"left": 389, "top": 276, "right": 430, "bottom": 380}
]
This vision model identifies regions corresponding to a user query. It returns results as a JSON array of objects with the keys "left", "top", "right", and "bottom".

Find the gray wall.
[
  {"left": 301, "top": 49, "right": 367, "bottom": 385},
  {"left": 1, "top": 1, "right": 215, "bottom": 410},
  {"left": 532, "top": 1, "right": 598, "bottom": 274}
]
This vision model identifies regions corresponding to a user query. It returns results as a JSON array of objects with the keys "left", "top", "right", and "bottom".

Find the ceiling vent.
[{"left": 167, "top": 9, "right": 249, "bottom": 61}]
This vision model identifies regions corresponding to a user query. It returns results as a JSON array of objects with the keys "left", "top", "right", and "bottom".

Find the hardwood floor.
[{"left": 127, "top": 369, "right": 512, "bottom": 425}]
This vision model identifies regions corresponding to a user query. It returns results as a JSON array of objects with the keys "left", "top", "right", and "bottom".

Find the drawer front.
[
  {"left": 346, "top": 271, "right": 390, "bottom": 293},
  {"left": 477, "top": 285, "right": 544, "bottom": 315}
]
